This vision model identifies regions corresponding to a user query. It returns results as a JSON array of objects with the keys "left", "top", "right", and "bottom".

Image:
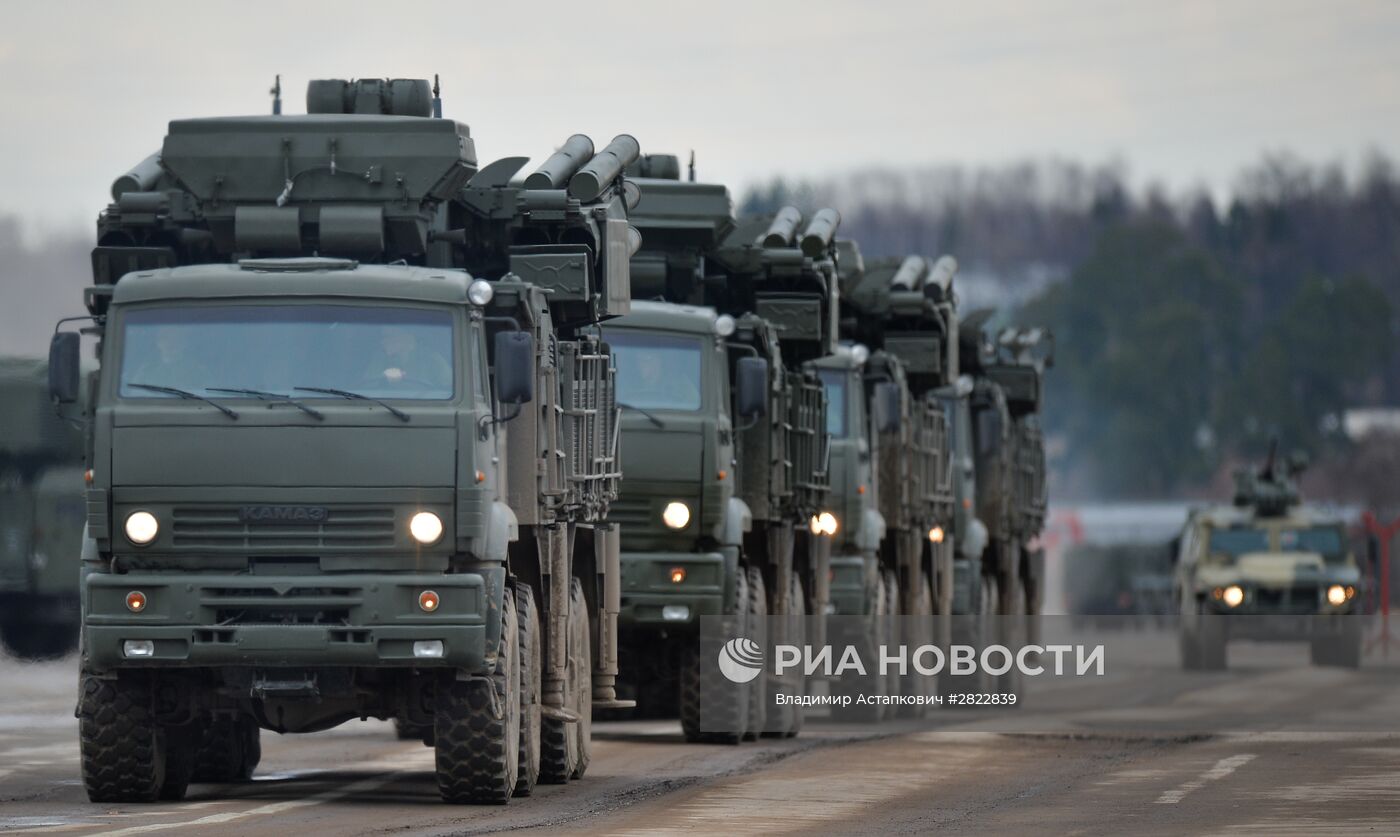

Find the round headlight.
[
  {"left": 715, "top": 314, "right": 736, "bottom": 337},
  {"left": 468, "top": 279, "right": 495, "bottom": 306},
  {"left": 817, "top": 511, "right": 839, "bottom": 536},
  {"left": 124, "top": 511, "right": 159, "bottom": 546},
  {"left": 928, "top": 525, "right": 945, "bottom": 544},
  {"left": 662, "top": 501, "right": 691, "bottom": 530},
  {"left": 1222, "top": 585, "right": 1244, "bottom": 608},
  {"left": 1326, "top": 584, "right": 1347, "bottom": 606},
  {"left": 850, "top": 343, "right": 870, "bottom": 365},
  {"left": 409, "top": 511, "right": 444, "bottom": 545}
]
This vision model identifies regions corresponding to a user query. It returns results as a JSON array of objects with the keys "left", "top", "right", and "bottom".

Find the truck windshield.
[
  {"left": 609, "top": 331, "right": 704, "bottom": 412},
  {"left": 1279, "top": 526, "right": 1345, "bottom": 559},
  {"left": 1207, "top": 527, "right": 1269, "bottom": 560},
  {"left": 817, "top": 370, "right": 848, "bottom": 437},
  {"left": 119, "top": 304, "right": 456, "bottom": 401}
]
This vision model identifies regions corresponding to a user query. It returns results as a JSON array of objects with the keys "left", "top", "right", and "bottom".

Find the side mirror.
[
  {"left": 874, "top": 381, "right": 901, "bottom": 433},
  {"left": 494, "top": 330, "right": 535, "bottom": 405},
  {"left": 48, "top": 332, "right": 81, "bottom": 404},
  {"left": 735, "top": 357, "right": 768, "bottom": 419}
]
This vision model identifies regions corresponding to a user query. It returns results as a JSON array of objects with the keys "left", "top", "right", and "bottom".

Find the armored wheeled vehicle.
[
  {"left": 1175, "top": 446, "right": 1363, "bottom": 669},
  {"left": 52, "top": 78, "right": 638, "bottom": 804}
]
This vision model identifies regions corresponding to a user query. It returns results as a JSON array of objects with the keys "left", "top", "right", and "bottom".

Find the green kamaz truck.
[
  {"left": 604, "top": 160, "right": 831, "bottom": 741},
  {"left": 832, "top": 251, "right": 960, "bottom": 714},
  {"left": 0, "top": 357, "right": 86, "bottom": 659},
  {"left": 51, "top": 78, "right": 637, "bottom": 805},
  {"left": 1175, "top": 445, "right": 1363, "bottom": 669}
]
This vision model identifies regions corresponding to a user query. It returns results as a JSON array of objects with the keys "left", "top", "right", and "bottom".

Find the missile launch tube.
[
  {"left": 760, "top": 206, "right": 803, "bottom": 247},
  {"left": 889, "top": 255, "right": 930, "bottom": 290},
  {"left": 524, "top": 134, "right": 595, "bottom": 190},
  {"left": 799, "top": 208, "right": 841, "bottom": 258},
  {"left": 923, "top": 255, "right": 958, "bottom": 298},
  {"left": 568, "top": 134, "right": 641, "bottom": 202},
  {"left": 111, "top": 152, "right": 163, "bottom": 202}
]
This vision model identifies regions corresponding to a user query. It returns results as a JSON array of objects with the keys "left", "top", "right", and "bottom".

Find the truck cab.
[
  {"left": 606, "top": 301, "right": 742, "bottom": 631},
  {"left": 811, "top": 349, "right": 883, "bottom": 618}
]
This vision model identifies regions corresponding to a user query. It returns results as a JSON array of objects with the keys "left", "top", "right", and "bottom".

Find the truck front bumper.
[
  {"left": 84, "top": 571, "right": 488, "bottom": 671},
  {"left": 828, "top": 553, "right": 870, "bottom": 617},
  {"left": 618, "top": 551, "right": 727, "bottom": 626}
]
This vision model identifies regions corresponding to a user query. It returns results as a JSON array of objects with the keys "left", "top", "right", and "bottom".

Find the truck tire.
[
  {"left": 436, "top": 588, "right": 520, "bottom": 804},
  {"left": 896, "top": 572, "right": 934, "bottom": 719},
  {"left": 1, "top": 619, "right": 78, "bottom": 661},
  {"left": 882, "top": 569, "right": 901, "bottom": 705},
  {"left": 191, "top": 716, "right": 261, "bottom": 783},
  {"left": 680, "top": 570, "right": 749, "bottom": 744},
  {"left": 514, "top": 583, "right": 542, "bottom": 796},
  {"left": 540, "top": 578, "right": 594, "bottom": 780},
  {"left": 160, "top": 727, "right": 195, "bottom": 801},
  {"left": 1311, "top": 619, "right": 1362, "bottom": 669},
  {"left": 79, "top": 671, "right": 166, "bottom": 803},
  {"left": 768, "top": 574, "right": 807, "bottom": 738},
  {"left": 1198, "top": 614, "right": 1227, "bottom": 671},
  {"left": 995, "top": 571, "right": 1025, "bottom": 696},
  {"left": 831, "top": 572, "right": 887, "bottom": 724},
  {"left": 744, "top": 567, "right": 768, "bottom": 741}
]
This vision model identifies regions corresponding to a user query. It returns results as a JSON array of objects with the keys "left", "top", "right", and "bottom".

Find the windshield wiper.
[
  {"left": 294, "top": 386, "right": 410, "bottom": 422},
  {"left": 207, "top": 387, "right": 324, "bottom": 420},
  {"left": 127, "top": 383, "right": 240, "bottom": 420},
  {"left": 618, "top": 402, "right": 664, "bottom": 428}
]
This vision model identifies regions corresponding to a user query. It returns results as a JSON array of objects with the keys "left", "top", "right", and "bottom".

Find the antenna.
[
  {"left": 688, "top": 149, "right": 696, "bottom": 182},
  {"left": 270, "top": 74, "right": 282, "bottom": 115},
  {"left": 432, "top": 74, "right": 442, "bottom": 118}
]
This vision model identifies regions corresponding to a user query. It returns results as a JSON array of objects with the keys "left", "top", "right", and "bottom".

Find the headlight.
[
  {"left": 928, "top": 526, "right": 945, "bottom": 544},
  {"left": 817, "top": 511, "right": 838, "bottom": 536},
  {"left": 409, "top": 511, "right": 444, "bottom": 545},
  {"left": 124, "top": 511, "right": 159, "bottom": 546},
  {"left": 662, "top": 501, "right": 691, "bottom": 530},
  {"left": 714, "top": 314, "right": 736, "bottom": 337},
  {"left": 1326, "top": 584, "right": 1348, "bottom": 606},
  {"left": 467, "top": 279, "right": 494, "bottom": 306},
  {"left": 1222, "top": 585, "right": 1244, "bottom": 608}
]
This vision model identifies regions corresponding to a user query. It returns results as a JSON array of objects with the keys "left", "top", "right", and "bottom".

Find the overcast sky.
[{"left": 1, "top": 0, "right": 1397, "bottom": 234}]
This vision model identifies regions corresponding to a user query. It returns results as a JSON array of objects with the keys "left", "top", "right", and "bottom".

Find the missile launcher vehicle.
[{"left": 53, "top": 77, "right": 639, "bottom": 805}]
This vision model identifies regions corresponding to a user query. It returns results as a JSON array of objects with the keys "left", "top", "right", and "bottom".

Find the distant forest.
[
  {"left": 2, "top": 153, "right": 1395, "bottom": 502},
  {"left": 743, "top": 153, "right": 1399, "bottom": 501}
]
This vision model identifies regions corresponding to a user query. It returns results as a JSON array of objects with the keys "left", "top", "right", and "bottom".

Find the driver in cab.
[{"left": 366, "top": 325, "right": 452, "bottom": 391}]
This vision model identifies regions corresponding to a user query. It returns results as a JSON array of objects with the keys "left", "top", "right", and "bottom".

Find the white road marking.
[
  {"left": 1155, "top": 754, "right": 1256, "bottom": 804},
  {"left": 85, "top": 751, "right": 429, "bottom": 837}
]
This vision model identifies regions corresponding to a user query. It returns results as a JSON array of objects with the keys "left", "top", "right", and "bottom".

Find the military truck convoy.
[
  {"left": 599, "top": 158, "right": 1052, "bottom": 731},
  {"left": 1175, "top": 444, "right": 1363, "bottom": 669},
  {"left": 0, "top": 358, "right": 86, "bottom": 659},
  {"left": 27, "top": 79, "right": 1052, "bottom": 806}
]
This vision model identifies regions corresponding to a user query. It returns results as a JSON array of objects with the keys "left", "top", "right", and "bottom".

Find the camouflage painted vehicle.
[
  {"left": 1174, "top": 447, "right": 1363, "bottom": 669},
  {"left": 0, "top": 358, "right": 86, "bottom": 659},
  {"left": 51, "top": 78, "right": 637, "bottom": 804},
  {"left": 605, "top": 159, "right": 830, "bottom": 741}
]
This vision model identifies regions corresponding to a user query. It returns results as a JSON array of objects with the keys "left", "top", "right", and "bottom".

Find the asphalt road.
[{"left": 3, "top": 631, "right": 1400, "bottom": 836}]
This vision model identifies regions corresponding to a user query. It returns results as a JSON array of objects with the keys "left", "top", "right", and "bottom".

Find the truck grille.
[
  {"left": 171, "top": 506, "right": 396, "bottom": 550},
  {"left": 607, "top": 496, "right": 655, "bottom": 530}
]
